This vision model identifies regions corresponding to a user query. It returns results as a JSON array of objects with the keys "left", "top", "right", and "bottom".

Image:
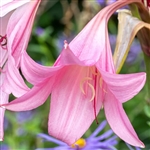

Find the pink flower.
[
  {"left": 0, "top": 0, "right": 40, "bottom": 141},
  {"left": 2, "top": 0, "right": 146, "bottom": 148}
]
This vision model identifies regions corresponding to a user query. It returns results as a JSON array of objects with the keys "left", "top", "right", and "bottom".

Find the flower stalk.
[
  {"left": 130, "top": 2, "right": 150, "bottom": 104},
  {"left": 143, "top": 53, "right": 150, "bottom": 104}
]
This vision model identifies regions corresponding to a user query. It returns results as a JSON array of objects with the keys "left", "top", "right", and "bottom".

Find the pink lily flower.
[
  {"left": 0, "top": 0, "right": 41, "bottom": 140},
  {"left": 2, "top": 0, "right": 146, "bottom": 148}
]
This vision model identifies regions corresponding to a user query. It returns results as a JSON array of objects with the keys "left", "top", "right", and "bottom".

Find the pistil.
[{"left": 0, "top": 34, "right": 7, "bottom": 50}]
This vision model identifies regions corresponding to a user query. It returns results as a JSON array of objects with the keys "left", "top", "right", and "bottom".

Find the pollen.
[{"left": 71, "top": 138, "right": 86, "bottom": 148}]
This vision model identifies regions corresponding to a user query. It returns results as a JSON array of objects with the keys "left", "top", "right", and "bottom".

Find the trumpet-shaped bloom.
[
  {"left": 0, "top": 0, "right": 40, "bottom": 140},
  {"left": 36, "top": 120, "right": 118, "bottom": 150},
  {"left": 2, "top": 0, "right": 146, "bottom": 148}
]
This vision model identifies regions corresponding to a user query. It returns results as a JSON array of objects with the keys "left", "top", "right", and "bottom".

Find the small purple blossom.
[
  {"left": 0, "top": 144, "right": 9, "bottom": 150},
  {"left": 126, "top": 143, "right": 141, "bottom": 150},
  {"left": 35, "top": 27, "right": 44, "bottom": 36},
  {"left": 36, "top": 120, "right": 118, "bottom": 150},
  {"left": 109, "top": 34, "right": 141, "bottom": 64},
  {"left": 16, "top": 110, "right": 34, "bottom": 124},
  {"left": 96, "top": 0, "right": 116, "bottom": 7},
  {"left": 15, "top": 110, "right": 35, "bottom": 136}
]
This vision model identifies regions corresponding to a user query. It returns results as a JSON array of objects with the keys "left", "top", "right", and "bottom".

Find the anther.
[
  {"left": 80, "top": 77, "right": 93, "bottom": 94},
  {"left": 87, "top": 83, "right": 95, "bottom": 101},
  {"left": 71, "top": 138, "right": 86, "bottom": 148},
  {"left": 90, "top": 67, "right": 99, "bottom": 75}
]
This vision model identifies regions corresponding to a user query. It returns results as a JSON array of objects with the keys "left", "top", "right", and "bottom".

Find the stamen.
[
  {"left": 103, "top": 89, "right": 107, "bottom": 93},
  {"left": 80, "top": 77, "right": 93, "bottom": 94},
  {"left": 99, "top": 77, "right": 103, "bottom": 88},
  {"left": 80, "top": 77, "right": 95, "bottom": 101},
  {"left": 71, "top": 138, "right": 86, "bottom": 148},
  {"left": 142, "top": 0, "right": 147, "bottom": 7},
  {"left": 90, "top": 67, "right": 99, "bottom": 75},
  {"left": 99, "top": 77, "right": 107, "bottom": 93},
  {"left": 0, "top": 35, "right": 7, "bottom": 50},
  {"left": 87, "top": 83, "right": 95, "bottom": 101}
]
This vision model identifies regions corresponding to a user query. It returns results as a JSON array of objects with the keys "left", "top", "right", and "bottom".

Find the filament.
[
  {"left": 87, "top": 83, "right": 95, "bottom": 102},
  {"left": 90, "top": 67, "right": 99, "bottom": 75},
  {"left": 80, "top": 77, "right": 95, "bottom": 102},
  {"left": 99, "top": 77, "right": 103, "bottom": 88},
  {"left": 80, "top": 77, "right": 93, "bottom": 94},
  {"left": 99, "top": 77, "right": 107, "bottom": 93}
]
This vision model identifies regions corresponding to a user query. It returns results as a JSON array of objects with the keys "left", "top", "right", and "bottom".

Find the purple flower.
[
  {"left": 0, "top": 144, "right": 9, "bottom": 150},
  {"left": 96, "top": 0, "right": 116, "bottom": 7},
  {"left": 16, "top": 110, "right": 34, "bottom": 124},
  {"left": 35, "top": 27, "right": 44, "bottom": 36},
  {"left": 126, "top": 40, "right": 141, "bottom": 63},
  {"left": 126, "top": 143, "right": 141, "bottom": 150},
  {"left": 36, "top": 120, "right": 118, "bottom": 150}
]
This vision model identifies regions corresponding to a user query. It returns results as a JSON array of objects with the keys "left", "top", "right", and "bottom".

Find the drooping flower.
[
  {"left": 36, "top": 120, "right": 118, "bottom": 150},
  {"left": 0, "top": 0, "right": 41, "bottom": 140},
  {"left": 1, "top": 0, "right": 146, "bottom": 148}
]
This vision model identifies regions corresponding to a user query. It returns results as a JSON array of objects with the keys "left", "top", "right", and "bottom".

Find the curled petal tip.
[
  {"left": 0, "top": 138, "right": 3, "bottom": 141},
  {"left": 0, "top": 106, "right": 5, "bottom": 109},
  {"left": 140, "top": 143, "right": 145, "bottom": 148}
]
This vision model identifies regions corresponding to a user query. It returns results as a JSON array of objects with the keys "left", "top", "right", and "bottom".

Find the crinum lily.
[
  {"left": 0, "top": 0, "right": 41, "bottom": 140},
  {"left": 1, "top": 0, "right": 146, "bottom": 148}
]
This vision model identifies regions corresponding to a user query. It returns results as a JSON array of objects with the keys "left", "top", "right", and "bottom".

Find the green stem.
[
  {"left": 144, "top": 53, "right": 150, "bottom": 105},
  {"left": 130, "top": 3, "right": 150, "bottom": 104}
]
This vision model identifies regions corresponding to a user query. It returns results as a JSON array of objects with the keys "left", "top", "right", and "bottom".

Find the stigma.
[
  {"left": 0, "top": 34, "right": 7, "bottom": 50},
  {"left": 71, "top": 138, "right": 86, "bottom": 148}
]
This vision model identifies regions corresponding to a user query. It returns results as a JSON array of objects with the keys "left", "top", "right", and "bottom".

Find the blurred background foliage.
[{"left": 1, "top": 0, "right": 150, "bottom": 149}]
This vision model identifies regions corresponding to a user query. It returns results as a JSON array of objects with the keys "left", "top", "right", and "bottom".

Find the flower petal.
[
  {"left": 0, "top": 11, "right": 12, "bottom": 67},
  {"left": 7, "top": 0, "right": 40, "bottom": 65},
  {"left": 37, "top": 133, "right": 67, "bottom": 146},
  {"left": 2, "top": 78, "right": 54, "bottom": 111},
  {"left": 48, "top": 65, "right": 102, "bottom": 145},
  {"left": 54, "top": 44, "right": 84, "bottom": 66},
  {"left": 0, "top": 90, "right": 9, "bottom": 141},
  {"left": 21, "top": 51, "right": 61, "bottom": 85},
  {"left": 99, "top": 69, "right": 146, "bottom": 103},
  {"left": 0, "top": 0, "right": 30, "bottom": 17},
  {"left": 2, "top": 56, "right": 29, "bottom": 97},
  {"left": 0, "top": 107, "right": 6, "bottom": 141},
  {"left": 104, "top": 90, "right": 145, "bottom": 148},
  {"left": 69, "top": 0, "right": 142, "bottom": 65}
]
